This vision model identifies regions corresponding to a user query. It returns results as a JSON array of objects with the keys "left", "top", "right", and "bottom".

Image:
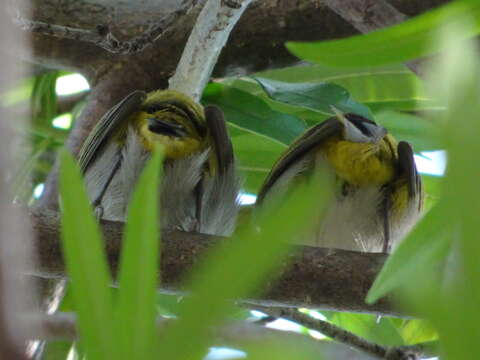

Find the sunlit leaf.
[
  {"left": 331, "top": 313, "right": 404, "bottom": 346},
  {"left": 400, "top": 319, "right": 438, "bottom": 345}
]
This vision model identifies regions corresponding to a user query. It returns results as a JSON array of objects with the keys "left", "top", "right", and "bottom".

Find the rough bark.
[
  {"left": 30, "top": 209, "right": 402, "bottom": 317},
  {"left": 22, "top": 0, "right": 449, "bottom": 83}
]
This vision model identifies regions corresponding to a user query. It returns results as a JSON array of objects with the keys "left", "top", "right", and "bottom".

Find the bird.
[
  {"left": 255, "top": 109, "right": 423, "bottom": 253},
  {"left": 78, "top": 89, "right": 240, "bottom": 236}
]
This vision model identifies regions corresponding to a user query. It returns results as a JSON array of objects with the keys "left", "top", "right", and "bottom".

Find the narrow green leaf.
[
  {"left": 202, "top": 82, "right": 307, "bottom": 145},
  {"left": 116, "top": 150, "right": 162, "bottom": 360},
  {"left": 59, "top": 150, "right": 117, "bottom": 360},
  {"left": 254, "top": 77, "right": 373, "bottom": 120},
  {"left": 286, "top": 1, "right": 480, "bottom": 67},
  {"left": 158, "top": 178, "right": 329, "bottom": 360}
]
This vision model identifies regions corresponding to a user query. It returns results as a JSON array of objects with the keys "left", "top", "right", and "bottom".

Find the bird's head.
[
  {"left": 137, "top": 90, "right": 207, "bottom": 159},
  {"left": 331, "top": 107, "right": 387, "bottom": 144}
]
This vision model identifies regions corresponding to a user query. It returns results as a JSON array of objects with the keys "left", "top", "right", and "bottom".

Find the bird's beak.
[
  {"left": 330, "top": 106, "right": 348, "bottom": 126},
  {"left": 147, "top": 118, "right": 187, "bottom": 137}
]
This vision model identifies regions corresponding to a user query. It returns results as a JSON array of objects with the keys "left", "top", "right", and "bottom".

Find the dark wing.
[
  {"left": 204, "top": 105, "right": 234, "bottom": 174},
  {"left": 256, "top": 118, "right": 342, "bottom": 204},
  {"left": 78, "top": 90, "right": 147, "bottom": 173},
  {"left": 397, "top": 141, "right": 423, "bottom": 210}
]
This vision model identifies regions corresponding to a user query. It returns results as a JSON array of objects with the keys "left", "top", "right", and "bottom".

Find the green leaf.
[
  {"left": 229, "top": 64, "right": 438, "bottom": 113},
  {"left": 231, "top": 132, "right": 284, "bottom": 194},
  {"left": 366, "top": 204, "right": 452, "bottom": 304},
  {"left": 31, "top": 71, "right": 59, "bottom": 125},
  {"left": 331, "top": 313, "right": 404, "bottom": 346},
  {"left": 42, "top": 341, "right": 74, "bottom": 360},
  {"left": 286, "top": 1, "right": 480, "bottom": 67},
  {"left": 400, "top": 319, "right": 438, "bottom": 345},
  {"left": 202, "top": 83, "right": 307, "bottom": 145},
  {"left": 254, "top": 77, "right": 373, "bottom": 120},
  {"left": 428, "top": 24, "right": 480, "bottom": 360},
  {"left": 59, "top": 150, "right": 118, "bottom": 360},
  {"left": 374, "top": 110, "right": 442, "bottom": 152},
  {"left": 158, "top": 179, "right": 329, "bottom": 360},
  {"left": 116, "top": 150, "right": 162, "bottom": 360}
]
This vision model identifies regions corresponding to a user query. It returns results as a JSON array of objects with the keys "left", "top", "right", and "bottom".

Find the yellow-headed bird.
[
  {"left": 78, "top": 90, "right": 240, "bottom": 236},
  {"left": 256, "top": 110, "right": 423, "bottom": 253}
]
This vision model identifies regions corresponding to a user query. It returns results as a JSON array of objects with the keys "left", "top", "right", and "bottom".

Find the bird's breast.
[{"left": 321, "top": 139, "right": 396, "bottom": 186}]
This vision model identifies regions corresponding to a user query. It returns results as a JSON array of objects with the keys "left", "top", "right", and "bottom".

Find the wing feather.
[
  {"left": 204, "top": 105, "right": 234, "bottom": 174},
  {"left": 78, "top": 90, "right": 147, "bottom": 173},
  {"left": 397, "top": 141, "right": 423, "bottom": 210},
  {"left": 257, "top": 118, "right": 342, "bottom": 203}
]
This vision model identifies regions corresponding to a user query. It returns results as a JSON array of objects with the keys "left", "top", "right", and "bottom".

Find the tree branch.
[
  {"left": 14, "top": 3, "right": 192, "bottom": 55},
  {"left": 20, "top": 0, "right": 448, "bottom": 78},
  {"left": 168, "top": 0, "right": 253, "bottom": 101},
  {"left": 30, "top": 209, "right": 403, "bottom": 316}
]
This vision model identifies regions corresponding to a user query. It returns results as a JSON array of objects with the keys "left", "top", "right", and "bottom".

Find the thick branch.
[
  {"left": 30, "top": 209, "right": 401, "bottom": 316},
  {"left": 14, "top": 3, "right": 192, "bottom": 55},
  {"left": 22, "top": 0, "right": 448, "bottom": 78}
]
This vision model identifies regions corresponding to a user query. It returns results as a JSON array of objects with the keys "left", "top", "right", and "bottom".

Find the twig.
[
  {"left": 250, "top": 305, "right": 424, "bottom": 360},
  {"left": 13, "top": 4, "right": 191, "bottom": 55},
  {"left": 323, "top": 0, "right": 428, "bottom": 77},
  {"left": 168, "top": 0, "right": 254, "bottom": 101}
]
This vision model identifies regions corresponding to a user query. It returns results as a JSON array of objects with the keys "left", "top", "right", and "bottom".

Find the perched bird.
[
  {"left": 78, "top": 89, "right": 240, "bottom": 236},
  {"left": 256, "top": 110, "right": 423, "bottom": 253}
]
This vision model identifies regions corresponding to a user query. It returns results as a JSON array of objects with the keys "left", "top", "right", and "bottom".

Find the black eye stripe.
[
  {"left": 142, "top": 104, "right": 163, "bottom": 114},
  {"left": 141, "top": 101, "right": 206, "bottom": 137},
  {"left": 345, "top": 113, "right": 376, "bottom": 125},
  {"left": 345, "top": 113, "right": 377, "bottom": 137}
]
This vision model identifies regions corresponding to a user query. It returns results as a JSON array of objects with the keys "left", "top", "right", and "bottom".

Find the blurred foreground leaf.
[
  {"left": 286, "top": 1, "right": 480, "bottom": 67},
  {"left": 59, "top": 150, "right": 118, "bottom": 360},
  {"left": 116, "top": 150, "right": 162, "bottom": 360}
]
